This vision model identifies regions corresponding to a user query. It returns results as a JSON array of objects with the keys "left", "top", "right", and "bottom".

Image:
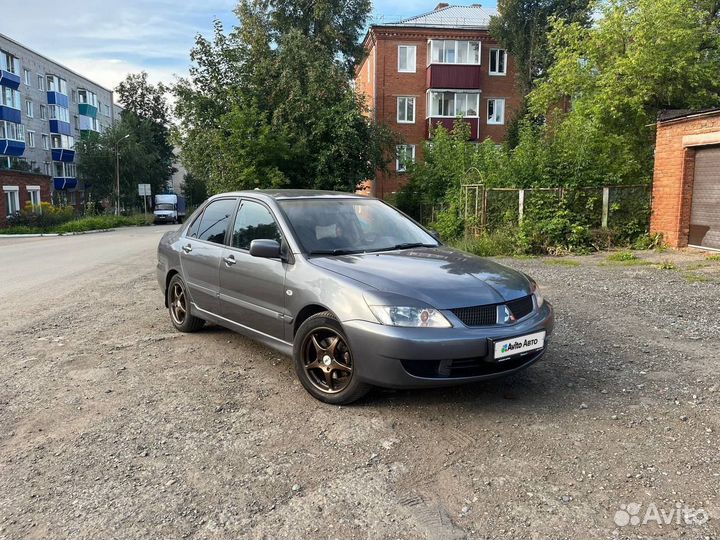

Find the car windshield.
[
  {"left": 155, "top": 203, "right": 175, "bottom": 211},
  {"left": 278, "top": 198, "right": 439, "bottom": 255}
]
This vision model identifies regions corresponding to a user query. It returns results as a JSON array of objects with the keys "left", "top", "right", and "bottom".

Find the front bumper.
[{"left": 343, "top": 302, "right": 554, "bottom": 389}]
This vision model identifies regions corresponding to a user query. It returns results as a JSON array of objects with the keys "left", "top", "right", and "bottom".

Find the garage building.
[{"left": 651, "top": 108, "right": 720, "bottom": 250}]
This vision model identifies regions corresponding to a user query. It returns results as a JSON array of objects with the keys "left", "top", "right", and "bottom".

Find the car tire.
[
  {"left": 167, "top": 274, "right": 204, "bottom": 332},
  {"left": 293, "top": 311, "right": 370, "bottom": 405}
]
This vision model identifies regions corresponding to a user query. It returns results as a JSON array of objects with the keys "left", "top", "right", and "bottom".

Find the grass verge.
[{"left": 1, "top": 214, "right": 153, "bottom": 235}]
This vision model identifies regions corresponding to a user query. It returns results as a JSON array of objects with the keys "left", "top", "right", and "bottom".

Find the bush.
[
  {"left": 450, "top": 229, "right": 520, "bottom": 257},
  {"left": 1, "top": 213, "right": 152, "bottom": 234}
]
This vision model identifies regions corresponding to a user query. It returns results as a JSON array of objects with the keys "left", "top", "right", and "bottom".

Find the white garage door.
[{"left": 689, "top": 146, "right": 720, "bottom": 250}]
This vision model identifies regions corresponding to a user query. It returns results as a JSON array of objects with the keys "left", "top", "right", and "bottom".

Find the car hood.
[{"left": 308, "top": 246, "right": 532, "bottom": 309}]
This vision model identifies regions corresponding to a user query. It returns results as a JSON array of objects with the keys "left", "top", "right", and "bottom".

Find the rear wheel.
[
  {"left": 293, "top": 311, "right": 370, "bottom": 404},
  {"left": 167, "top": 275, "right": 204, "bottom": 332}
]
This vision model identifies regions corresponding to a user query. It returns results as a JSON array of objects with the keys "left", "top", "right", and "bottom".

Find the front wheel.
[
  {"left": 293, "top": 312, "right": 370, "bottom": 404},
  {"left": 167, "top": 275, "right": 204, "bottom": 332}
]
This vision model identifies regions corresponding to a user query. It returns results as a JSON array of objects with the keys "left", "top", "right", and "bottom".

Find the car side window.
[
  {"left": 195, "top": 198, "right": 237, "bottom": 244},
  {"left": 186, "top": 210, "right": 203, "bottom": 238},
  {"left": 232, "top": 200, "right": 281, "bottom": 250}
]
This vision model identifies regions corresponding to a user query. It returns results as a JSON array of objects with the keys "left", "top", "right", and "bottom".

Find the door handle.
[
  {"left": 182, "top": 244, "right": 192, "bottom": 254},
  {"left": 224, "top": 255, "right": 236, "bottom": 265}
]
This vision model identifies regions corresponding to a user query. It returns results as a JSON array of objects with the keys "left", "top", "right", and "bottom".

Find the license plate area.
[{"left": 492, "top": 331, "right": 546, "bottom": 361}]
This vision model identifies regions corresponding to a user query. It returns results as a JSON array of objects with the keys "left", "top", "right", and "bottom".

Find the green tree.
[
  {"left": 173, "top": 0, "right": 395, "bottom": 195},
  {"left": 530, "top": 0, "right": 720, "bottom": 175},
  {"left": 115, "top": 72, "right": 175, "bottom": 193},
  {"left": 489, "top": 0, "right": 592, "bottom": 96},
  {"left": 75, "top": 118, "right": 174, "bottom": 210}
]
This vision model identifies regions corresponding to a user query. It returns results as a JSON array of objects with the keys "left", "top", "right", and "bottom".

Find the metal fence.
[{"left": 461, "top": 184, "right": 652, "bottom": 236}]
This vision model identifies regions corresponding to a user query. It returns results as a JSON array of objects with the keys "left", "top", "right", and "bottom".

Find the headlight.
[
  {"left": 368, "top": 306, "right": 452, "bottom": 328},
  {"left": 531, "top": 282, "right": 545, "bottom": 307}
]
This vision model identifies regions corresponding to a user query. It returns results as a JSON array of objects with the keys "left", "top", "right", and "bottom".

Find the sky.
[{"left": 1, "top": 0, "right": 497, "bottom": 94}]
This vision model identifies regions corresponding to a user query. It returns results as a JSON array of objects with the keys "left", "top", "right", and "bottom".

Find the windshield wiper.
[
  {"left": 309, "top": 249, "right": 364, "bottom": 256},
  {"left": 369, "top": 242, "right": 438, "bottom": 253}
]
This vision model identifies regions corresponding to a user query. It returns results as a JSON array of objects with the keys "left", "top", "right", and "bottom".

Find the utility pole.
[{"left": 115, "top": 134, "right": 130, "bottom": 215}]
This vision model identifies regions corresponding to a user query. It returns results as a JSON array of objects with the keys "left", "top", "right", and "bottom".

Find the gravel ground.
[{"left": 0, "top": 238, "right": 719, "bottom": 539}]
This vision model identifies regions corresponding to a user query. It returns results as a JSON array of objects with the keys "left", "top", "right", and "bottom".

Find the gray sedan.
[{"left": 157, "top": 190, "right": 554, "bottom": 404}]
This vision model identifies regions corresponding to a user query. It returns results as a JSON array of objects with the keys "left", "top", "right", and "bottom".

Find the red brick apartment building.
[{"left": 355, "top": 3, "right": 521, "bottom": 198}]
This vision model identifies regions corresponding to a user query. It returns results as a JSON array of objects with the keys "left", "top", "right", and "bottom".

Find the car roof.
[{"left": 213, "top": 189, "right": 373, "bottom": 201}]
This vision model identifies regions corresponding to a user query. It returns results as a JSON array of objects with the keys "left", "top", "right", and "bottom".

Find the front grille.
[
  {"left": 507, "top": 295, "right": 534, "bottom": 319},
  {"left": 451, "top": 305, "right": 497, "bottom": 327},
  {"left": 450, "top": 294, "right": 534, "bottom": 327}
]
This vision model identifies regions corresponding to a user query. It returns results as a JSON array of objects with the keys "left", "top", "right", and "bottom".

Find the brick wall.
[
  {"left": 650, "top": 111, "right": 720, "bottom": 247},
  {"left": 0, "top": 169, "right": 52, "bottom": 227}
]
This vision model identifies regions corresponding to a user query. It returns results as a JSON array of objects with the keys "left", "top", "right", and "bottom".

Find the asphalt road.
[
  {"left": 0, "top": 226, "right": 176, "bottom": 332},
  {"left": 0, "top": 228, "right": 718, "bottom": 539}
]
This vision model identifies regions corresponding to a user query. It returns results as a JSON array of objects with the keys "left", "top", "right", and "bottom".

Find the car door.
[
  {"left": 219, "top": 199, "right": 287, "bottom": 340},
  {"left": 179, "top": 197, "right": 238, "bottom": 316}
]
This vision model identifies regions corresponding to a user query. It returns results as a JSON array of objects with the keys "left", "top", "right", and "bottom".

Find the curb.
[{"left": 0, "top": 228, "right": 115, "bottom": 239}]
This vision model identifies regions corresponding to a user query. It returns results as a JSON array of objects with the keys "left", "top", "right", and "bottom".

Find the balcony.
[
  {"left": 51, "top": 148, "right": 75, "bottom": 162},
  {"left": 47, "top": 91, "right": 70, "bottom": 108},
  {"left": 0, "top": 139, "right": 25, "bottom": 156},
  {"left": 426, "top": 64, "right": 482, "bottom": 90},
  {"left": 0, "top": 70, "right": 20, "bottom": 90},
  {"left": 78, "top": 103, "right": 98, "bottom": 118},
  {"left": 49, "top": 119, "right": 72, "bottom": 136},
  {"left": 426, "top": 117, "right": 481, "bottom": 140},
  {"left": 53, "top": 177, "right": 78, "bottom": 190},
  {"left": 0, "top": 105, "right": 21, "bottom": 124}
]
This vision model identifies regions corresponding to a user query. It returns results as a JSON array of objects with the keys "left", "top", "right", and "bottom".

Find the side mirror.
[{"left": 249, "top": 239, "right": 281, "bottom": 259}]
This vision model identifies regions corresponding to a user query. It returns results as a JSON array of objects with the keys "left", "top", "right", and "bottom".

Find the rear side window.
[
  {"left": 195, "top": 198, "right": 237, "bottom": 244},
  {"left": 232, "top": 200, "right": 281, "bottom": 250}
]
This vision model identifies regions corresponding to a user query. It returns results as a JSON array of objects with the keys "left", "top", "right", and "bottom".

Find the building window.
[
  {"left": 398, "top": 45, "right": 416, "bottom": 73},
  {"left": 51, "top": 133, "right": 74, "bottom": 149},
  {"left": 429, "top": 40, "right": 480, "bottom": 65},
  {"left": 41, "top": 133, "right": 49, "bottom": 150},
  {"left": 103, "top": 104, "right": 110, "bottom": 116},
  {"left": 37, "top": 74, "right": 45, "bottom": 91},
  {"left": 1, "top": 86, "right": 21, "bottom": 109},
  {"left": 49, "top": 105, "right": 70, "bottom": 123},
  {"left": 40, "top": 104, "right": 47, "bottom": 120},
  {"left": 3, "top": 186, "right": 20, "bottom": 216},
  {"left": 27, "top": 186, "right": 41, "bottom": 209},
  {"left": 46, "top": 75, "right": 67, "bottom": 95},
  {"left": 397, "top": 96, "right": 416, "bottom": 124},
  {"left": 26, "top": 130, "right": 35, "bottom": 148},
  {"left": 25, "top": 99, "right": 33, "bottom": 118},
  {"left": 23, "top": 68, "right": 31, "bottom": 86},
  {"left": 489, "top": 49, "right": 507, "bottom": 75},
  {"left": 487, "top": 98, "right": 505, "bottom": 125},
  {"left": 428, "top": 91, "right": 479, "bottom": 117},
  {"left": 0, "top": 51, "right": 19, "bottom": 75},
  {"left": 43, "top": 162, "right": 51, "bottom": 175},
  {"left": 73, "top": 115, "right": 79, "bottom": 129},
  {"left": 0, "top": 120, "right": 24, "bottom": 141},
  {"left": 395, "top": 144, "right": 416, "bottom": 173},
  {"left": 69, "top": 190, "right": 77, "bottom": 205}
]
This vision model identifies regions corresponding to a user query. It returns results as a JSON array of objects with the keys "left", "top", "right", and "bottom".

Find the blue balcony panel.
[
  {"left": 49, "top": 119, "right": 71, "bottom": 136},
  {"left": 0, "top": 70, "right": 21, "bottom": 90},
  {"left": 0, "top": 139, "right": 26, "bottom": 156},
  {"left": 51, "top": 148, "right": 75, "bottom": 162},
  {"left": 46, "top": 91, "right": 69, "bottom": 108},
  {"left": 53, "top": 177, "right": 78, "bottom": 190},
  {"left": 0, "top": 105, "right": 21, "bottom": 123}
]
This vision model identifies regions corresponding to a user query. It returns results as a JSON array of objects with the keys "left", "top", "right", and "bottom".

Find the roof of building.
[
  {"left": 378, "top": 3, "right": 498, "bottom": 30},
  {"left": 657, "top": 108, "right": 720, "bottom": 123}
]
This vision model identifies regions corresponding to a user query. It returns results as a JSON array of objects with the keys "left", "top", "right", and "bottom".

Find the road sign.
[{"left": 138, "top": 184, "right": 151, "bottom": 197}]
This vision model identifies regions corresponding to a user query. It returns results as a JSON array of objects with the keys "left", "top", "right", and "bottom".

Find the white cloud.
[{"left": 0, "top": 0, "right": 237, "bottom": 89}]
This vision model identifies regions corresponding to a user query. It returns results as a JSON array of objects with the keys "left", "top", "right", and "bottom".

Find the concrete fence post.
[
  {"left": 518, "top": 189, "right": 525, "bottom": 224},
  {"left": 602, "top": 187, "right": 610, "bottom": 228}
]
